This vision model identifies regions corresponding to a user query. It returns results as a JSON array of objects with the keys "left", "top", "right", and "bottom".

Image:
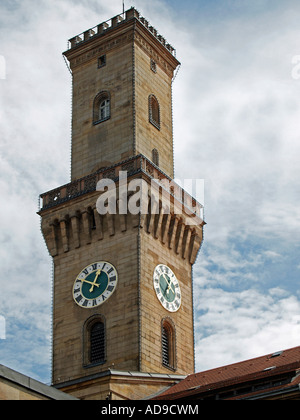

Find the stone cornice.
[
  {"left": 39, "top": 156, "right": 204, "bottom": 264},
  {"left": 63, "top": 8, "right": 180, "bottom": 77}
]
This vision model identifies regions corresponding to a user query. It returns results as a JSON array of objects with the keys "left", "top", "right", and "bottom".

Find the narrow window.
[
  {"left": 98, "top": 55, "right": 106, "bottom": 68},
  {"left": 99, "top": 99, "right": 110, "bottom": 121},
  {"left": 90, "top": 322, "right": 105, "bottom": 364},
  {"left": 152, "top": 148, "right": 159, "bottom": 166},
  {"left": 162, "top": 319, "right": 176, "bottom": 370},
  {"left": 162, "top": 325, "right": 170, "bottom": 367},
  {"left": 149, "top": 94, "right": 160, "bottom": 130},
  {"left": 93, "top": 91, "right": 110, "bottom": 125}
]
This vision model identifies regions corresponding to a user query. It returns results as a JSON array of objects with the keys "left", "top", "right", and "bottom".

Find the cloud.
[
  {"left": 0, "top": 316, "right": 5, "bottom": 340},
  {"left": 263, "top": 251, "right": 282, "bottom": 260},
  {"left": 172, "top": 4, "right": 300, "bottom": 247},
  {"left": 194, "top": 287, "right": 300, "bottom": 371}
]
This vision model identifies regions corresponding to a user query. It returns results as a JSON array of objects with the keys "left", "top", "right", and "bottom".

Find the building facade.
[{"left": 39, "top": 8, "right": 205, "bottom": 400}]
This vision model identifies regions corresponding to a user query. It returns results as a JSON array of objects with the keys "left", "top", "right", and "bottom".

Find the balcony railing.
[{"left": 39, "top": 155, "right": 203, "bottom": 221}]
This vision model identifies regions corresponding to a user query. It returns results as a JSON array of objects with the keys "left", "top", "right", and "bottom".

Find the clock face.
[
  {"left": 153, "top": 264, "right": 181, "bottom": 312},
  {"left": 73, "top": 262, "right": 118, "bottom": 309}
]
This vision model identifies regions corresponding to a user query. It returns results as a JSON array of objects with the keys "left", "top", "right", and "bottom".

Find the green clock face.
[
  {"left": 73, "top": 262, "right": 118, "bottom": 309},
  {"left": 153, "top": 264, "right": 181, "bottom": 312}
]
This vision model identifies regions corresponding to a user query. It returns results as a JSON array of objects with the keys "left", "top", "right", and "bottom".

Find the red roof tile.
[{"left": 154, "top": 346, "right": 300, "bottom": 399}]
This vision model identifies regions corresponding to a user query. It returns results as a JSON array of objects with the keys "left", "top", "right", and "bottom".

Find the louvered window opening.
[
  {"left": 152, "top": 148, "right": 159, "bottom": 166},
  {"left": 162, "top": 326, "right": 170, "bottom": 367},
  {"left": 90, "top": 322, "right": 105, "bottom": 364}
]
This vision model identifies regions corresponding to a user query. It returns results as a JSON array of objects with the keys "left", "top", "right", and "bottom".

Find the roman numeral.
[{"left": 75, "top": 295, "right": 82, "bottom": 303}]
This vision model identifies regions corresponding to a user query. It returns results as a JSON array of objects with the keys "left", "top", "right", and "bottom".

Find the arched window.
[
  {"left": 83, "top": 315, "right": 106, "bottom": 367},
  {"left": 149, "top": 94, "right": 160, "bottom": 130},
  {"left": 93, "top": 91, "right": 110, "bottom": 125},
  {"left": 152, "top": 148, "right": 159, "bottom": 166},
  {"left": 162, "top": 318, "right": 176, "bottom": 370}
]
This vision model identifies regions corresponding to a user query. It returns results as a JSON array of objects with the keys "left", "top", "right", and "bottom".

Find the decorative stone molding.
[{"left": 40, "top": 176, "right": 204, "bottom": 265}]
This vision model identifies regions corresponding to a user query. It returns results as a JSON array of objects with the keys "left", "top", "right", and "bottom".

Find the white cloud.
[
  {"left": 172, "top": 4, "right": 300, "bottom": 248},
  {"left": 194, "top": 287, "right": 300, "bottom": 371},
  {"left": 263, "top": 251, "right": 282, "bottom": 260},
  {"left": 0, "top": 316, "right": 5, "bottom": 340}
]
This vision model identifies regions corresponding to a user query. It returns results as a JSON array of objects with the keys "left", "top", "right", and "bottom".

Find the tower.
[{"left": 39, "top": 8, "right": 204, "bottom": 400}]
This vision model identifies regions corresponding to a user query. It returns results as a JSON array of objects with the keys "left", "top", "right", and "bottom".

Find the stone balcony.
[{"left": 39, "top": 154, "right": 204, "bottom": 223}]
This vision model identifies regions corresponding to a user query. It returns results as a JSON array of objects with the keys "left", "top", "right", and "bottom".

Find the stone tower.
[{"left": 39, "top": 8, "right": 205, "bottom": 400}]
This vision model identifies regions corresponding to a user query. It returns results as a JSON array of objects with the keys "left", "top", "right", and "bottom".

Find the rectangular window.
[{"left": 98, "top": 55, "right": 106, "bottom": 68}]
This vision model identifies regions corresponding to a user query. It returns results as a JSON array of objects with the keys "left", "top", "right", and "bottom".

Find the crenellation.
[{"left": 68, "top": 8, "right": 176, "bottom": 58}]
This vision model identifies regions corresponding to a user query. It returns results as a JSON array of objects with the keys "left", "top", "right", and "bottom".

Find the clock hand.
[
  {"left": 89, "top": 269, "right": 102, "bottom": 293},
  {"left": 80, "top": 278, "right": 100, "bottom": 289},
  {"left": 166, "top": 279, "right": 175, "bottom": 295},
  {"left": 162, "top": 273, "right": 175, "bottom": 295},
  {"left": 161, "top": 273, "right": 170, "bottom": 294},
  {"left": 166, "top": 280, "right": 174, "bottom": 294}
]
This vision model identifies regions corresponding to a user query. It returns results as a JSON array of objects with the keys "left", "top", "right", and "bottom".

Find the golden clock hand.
[
  {"left": 80, "top": 278, "right": 100, "bottom": 288},
  {"left": 166, "top": 281, "right": 175, "bottom": 295},
  {"left": 89, "top": 269, "right": 102, "bottom": 293},
  {"left": 162, "top": 273, "right": 174, "bottom": 295}
]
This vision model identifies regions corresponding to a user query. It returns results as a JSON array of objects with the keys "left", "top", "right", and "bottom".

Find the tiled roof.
[{"left": 154, "top": 346, "right": 300, "bottom": 400}]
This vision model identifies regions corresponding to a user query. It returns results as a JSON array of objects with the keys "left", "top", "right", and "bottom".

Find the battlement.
[{"left": 68, "top": 7, "right": 176, "bottom": 56}]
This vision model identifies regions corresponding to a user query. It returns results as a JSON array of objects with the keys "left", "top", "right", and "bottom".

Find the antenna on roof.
[{"left": 122, "top": 0, "right": 125, "bottom": 16}]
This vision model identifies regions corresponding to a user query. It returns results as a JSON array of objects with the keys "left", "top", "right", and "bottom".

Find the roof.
[
  {"left": 153, "top": 346, "right": 300, "bottom": 400},
  {"left": 0, "top": 365, "right": 78, "bottom": 400}
]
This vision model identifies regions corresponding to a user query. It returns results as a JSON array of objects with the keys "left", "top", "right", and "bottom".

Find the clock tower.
[{"left": 39, "top": 8, "right": 205, "bottom": 400}]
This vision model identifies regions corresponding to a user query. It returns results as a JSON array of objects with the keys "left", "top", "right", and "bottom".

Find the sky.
[{"left": 0, "top": 0, "right": 300, "bottom": 384}]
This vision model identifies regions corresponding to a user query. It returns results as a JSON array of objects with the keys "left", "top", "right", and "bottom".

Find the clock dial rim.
[
  {"left": 73, "top": 261, "right": 118, "bottom": 309},
  {"left": 153, "top": 264, "right": 181, "bottom": 313}
]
